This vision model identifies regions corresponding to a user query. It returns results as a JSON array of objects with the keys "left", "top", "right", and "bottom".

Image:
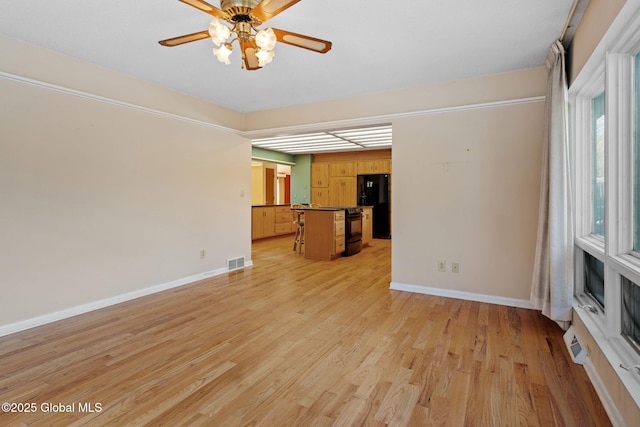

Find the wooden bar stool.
[{"left": 291, "top": 204, "right": 305, "bottom": 253}]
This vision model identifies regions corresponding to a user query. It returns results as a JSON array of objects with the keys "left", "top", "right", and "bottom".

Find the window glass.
[
  {"left": 584, "top": 252, "right": 605, "bottom": 309},
  {"left": 592, "top": 92, "right": 605, "bottom": 238},
  {"left": 622, "top": 276, "right": 640, "bottom": 355}
]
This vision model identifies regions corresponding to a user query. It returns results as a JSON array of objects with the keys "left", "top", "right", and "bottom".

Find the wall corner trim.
[
  {"left": 0, "top": 261, "right": 253, "bottom": 338},
  {"left": 389, "top": 282, "right": 534, "bottom": 309}
]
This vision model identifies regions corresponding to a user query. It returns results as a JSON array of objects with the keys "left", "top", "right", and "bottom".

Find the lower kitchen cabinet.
[
  {"left": 252, "top": 207, "right": 275, "bottom": 240},
  {"left": 252, "top": 206, "right": 295, "bottom": 240},
  {"left": 274, "top": 206, "right": 294, "bottom": 235}
]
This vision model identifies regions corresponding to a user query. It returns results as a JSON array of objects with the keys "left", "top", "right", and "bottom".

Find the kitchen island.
[
  {"left": 301, "top": 208, "right": 346, "bottom": 260},
  {"left": 294, "top": 206, "right": 372, "bottom": 260}
]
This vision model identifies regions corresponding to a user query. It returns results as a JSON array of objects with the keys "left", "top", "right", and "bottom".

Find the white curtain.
[{"left": 530, "top": 40, "right": 574, "bottom": 330}]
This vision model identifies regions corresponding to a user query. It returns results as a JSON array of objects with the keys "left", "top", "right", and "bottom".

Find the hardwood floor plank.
[
  {"left": 374, "top": 367, "right": 420, "bottom": 425},
  {"left": 0, "top": 236, "right": 612, "bottom": 426}
]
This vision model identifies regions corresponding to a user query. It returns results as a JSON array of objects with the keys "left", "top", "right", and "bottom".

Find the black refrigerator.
[{"left": 357, "top": 174, "right": 391, "bottom": 239}]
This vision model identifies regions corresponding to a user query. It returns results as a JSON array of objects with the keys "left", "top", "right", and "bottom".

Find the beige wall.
[
  {"left": 569, "top": 0, "right": 626, "bottom": 83},
  {"left": 0, "top": 35, "right": 243, "bottom": 130},
  {"left": 251, "top": 165, "right": 265, "bottom": 205},
  {"left": 0, "top": 36, "right": 251, "bottom": 328},
  {"left": 391, "top": 100, "right": 544, "bottom": 300},
  {"left": 245, "top": 67, "right": 546, "bottom": 131}
]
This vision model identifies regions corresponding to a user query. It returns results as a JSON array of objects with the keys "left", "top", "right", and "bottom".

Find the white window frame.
[
  {"left": 570, "top": 0, "right": 640, "bottom": 405},
  {"left": 573, "top": 70, "right": 606, "bottom": 314}
]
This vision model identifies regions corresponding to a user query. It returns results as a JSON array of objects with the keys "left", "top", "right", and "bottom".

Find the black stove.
[{"left": 343, "top": 207, "right": 363, "bottom": 256}]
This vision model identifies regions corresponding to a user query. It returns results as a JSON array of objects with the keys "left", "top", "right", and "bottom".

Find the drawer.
[
  {"left": 335, "top": 238, "right": 345, "bottom": 253},
  {"left": 275, "top": 212, "right": 291, "bottom": 223},
  {"left": 275, "top": 223, "right": 291, "bottom": 234},
  {"left": 275, "top": 206, "right": 291, "bottom": 214},
  {"left": 335, "top": 220, "right": 345, "bottom": 236},
  {"left": 334, "top": 211, "right": 345, "bottom": 221}
]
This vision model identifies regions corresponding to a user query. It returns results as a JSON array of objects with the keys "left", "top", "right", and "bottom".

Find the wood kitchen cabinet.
[
  {"left": 311, "top": 163, "right": 330, "bottom": 205},
  {"left": 329, "top": 161, "right": 356, "bottom": 177},
  {"left": 311, "top": 150, "right": 390, "bottom": 209},
  {"left": 357, "top": 159, "right": 391, "bottom": 174},
  {"left": 253, "top": 205, "right": 295, "bottom": 240},
  {"left": 304, "top": 209, "right": 345, "bottom": 260},
  {"left": 252, "top": 207, "right": 275, "bottom": 240},
  {"left": 329, "top": 177, "right": 357, "bottom": 207},
  {"left": 311, "top": 163, "right": 329, "bottom": 187},
  {"left": 274, "top": 206, "right": 294, "bottom": 235},
  {"left": 361, "top": 207, "right": 373, "bottom": 247},
  {"left": 311, "top": 187, "right": 330, "bottom": 206}
]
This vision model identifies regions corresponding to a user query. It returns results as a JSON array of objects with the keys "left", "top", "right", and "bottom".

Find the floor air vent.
[{"left": 227, "top": 256, "right": 245, "bottom": 271}]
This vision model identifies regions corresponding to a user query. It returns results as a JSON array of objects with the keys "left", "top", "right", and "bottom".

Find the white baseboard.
[
  {"left": 0, "top": 261, "right": 253, "bottom": 337},
  {"left": 389, "top": 282, "right": 534, "bottom": 309}
]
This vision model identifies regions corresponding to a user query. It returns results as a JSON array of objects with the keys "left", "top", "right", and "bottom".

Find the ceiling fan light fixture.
[
  {"left": 160, "top": 0, "right": 332, "bottom": 71},
  {"left": 255, "top": 27, "right": 276, "bottom": 51},
  {"left": 208, "top": 18, "right": 231, "bottom": 46},
  {"left": 213, "top": 42, "right": 233, "bottom": 64},
  {"left": 256, "top": 48, "right": 275, "bottom": 67}
]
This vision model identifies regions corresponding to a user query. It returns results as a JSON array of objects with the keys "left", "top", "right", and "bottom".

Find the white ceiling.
[{"left": 0, "top": 1, "right": 577, "bottom": 114}]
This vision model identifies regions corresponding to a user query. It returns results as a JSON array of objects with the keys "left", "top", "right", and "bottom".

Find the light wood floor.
[{"left": 0, "top": 236, "right": 610, "bottom": 426}]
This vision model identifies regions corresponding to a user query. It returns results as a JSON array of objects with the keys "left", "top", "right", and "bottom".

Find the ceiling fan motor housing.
[{"left": 221, "top": 0, "right": 261, "bottom": 22}]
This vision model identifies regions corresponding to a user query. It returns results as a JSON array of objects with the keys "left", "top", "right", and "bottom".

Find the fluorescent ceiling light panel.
[{"left": 251, "top": 124, "right": 392, "bottom": 154}]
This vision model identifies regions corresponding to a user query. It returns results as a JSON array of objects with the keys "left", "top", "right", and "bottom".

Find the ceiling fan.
[{"left": 159, "top": 0, "right": 332, "bottom": 70}]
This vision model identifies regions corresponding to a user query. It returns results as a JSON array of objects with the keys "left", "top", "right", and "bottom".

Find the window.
[
  {"left": 622, "top": 276, "right": 640, "bottom": 355},
  {"left": 592, "top": 92, "right": 605, "bottom": 238},
  {"left": 584, "top": 252, "right": 605, "bottom": 309},
  {"left": 570, "top": 3, "right": 640, "bottom": 398}
]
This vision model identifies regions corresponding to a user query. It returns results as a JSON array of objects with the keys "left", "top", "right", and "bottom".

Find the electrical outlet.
[
  {"left": 452, "top": 262, "right": 459, "bottom": 273},
  {"left": 200, "top": 249, "right": 206, "bottom": 259},
  {"left": 438, "top": 260, "right": 446, "bottom": 272}
]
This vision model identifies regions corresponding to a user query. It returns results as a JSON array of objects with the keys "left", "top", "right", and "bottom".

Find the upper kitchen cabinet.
[
  {"left": 311, "top": 187, "right": 330, "bottom": 206},
  {"left": 311, "top": 163, "right": 329, "bottom": 187},
  {"left": 329, "top": 177, "right": 357, "bottom": 206},
  {"left": 357, "top": 159, "right": 391, "bottom": 174},
  {"left": 329, "top": 162, "right": 356, "bottom": 177}
]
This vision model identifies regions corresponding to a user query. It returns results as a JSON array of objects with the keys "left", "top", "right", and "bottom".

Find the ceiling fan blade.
[
  {"left": 159, "top": 30, "right": 210, "bottom": 47},
  {"left": 252, "top": 0, "right": 301, "bottom": 22},
  {"left": 272, "top": 28, "right": 332, "bottom": 53},
  {"left": 240, "top": 40, "right": 262, "bottom": 70},
  {"left": 178, "top": 0, "right": 228, "bottom": 19}
]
